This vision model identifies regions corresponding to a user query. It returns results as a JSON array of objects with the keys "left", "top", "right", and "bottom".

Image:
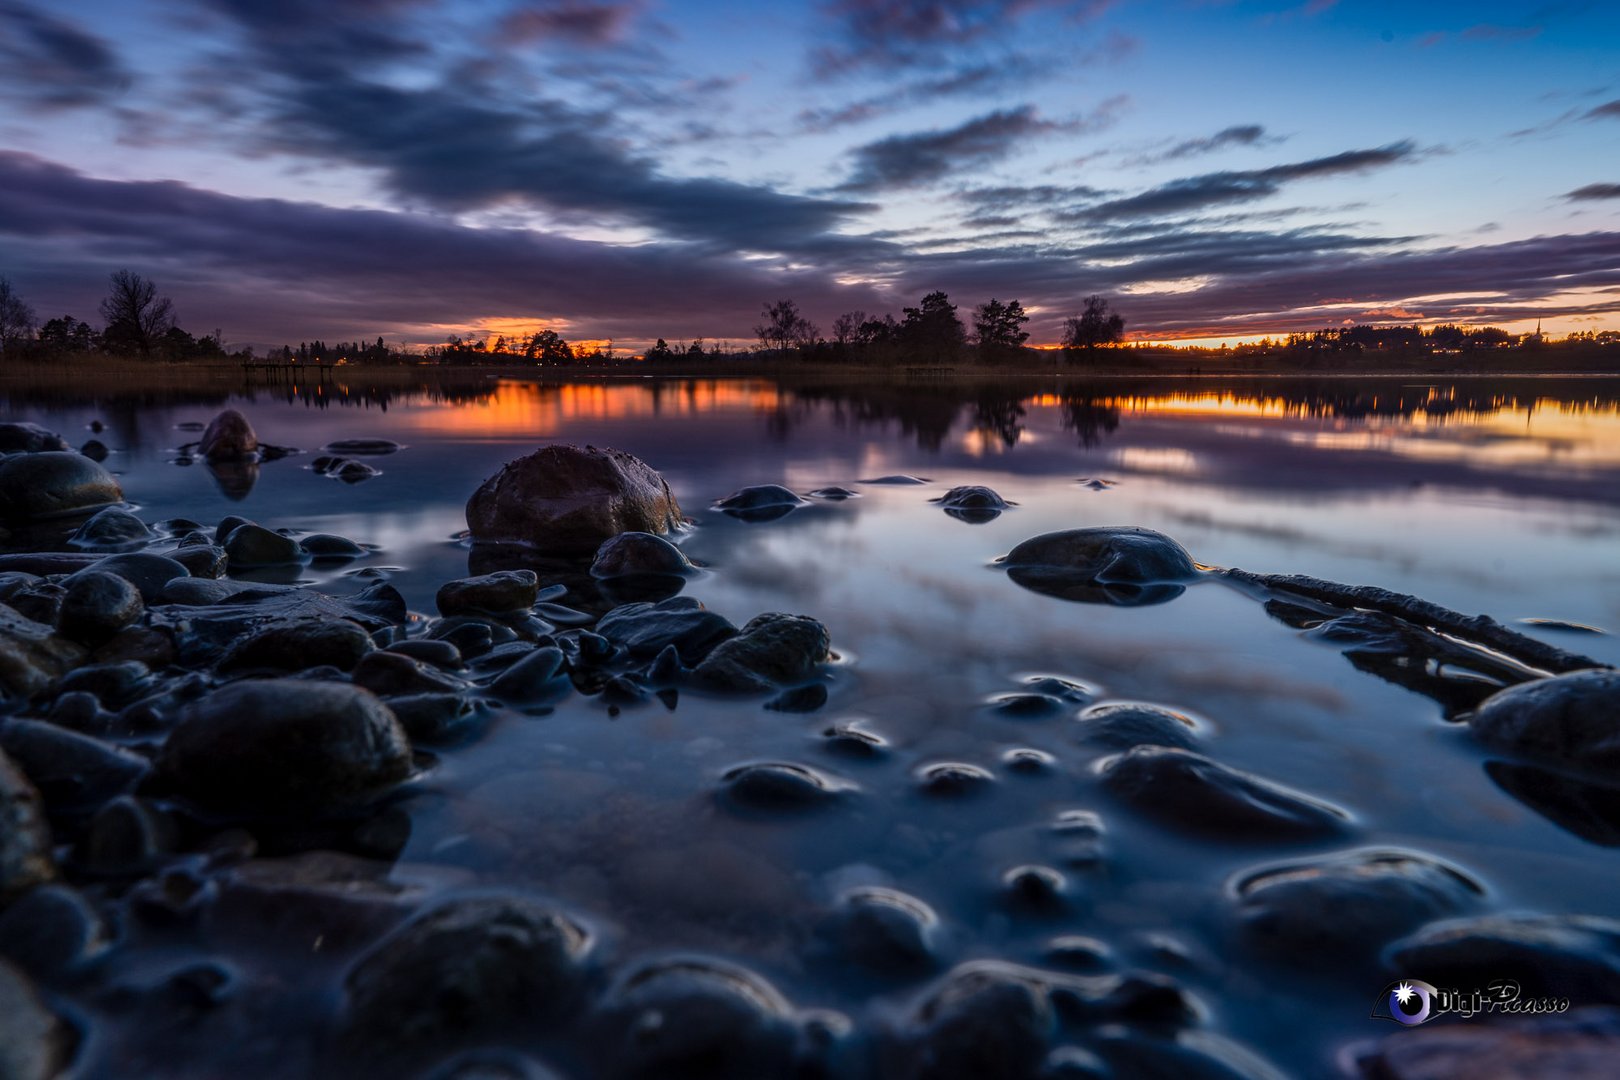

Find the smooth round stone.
[
  {"left": 486, "top": 646, "right": 568, "bottom": 703},
  {"left": 67, "top": 507, "right": 153, "bottom": 552},
  {"left": 1385, "top": 914, "right": 1620, "bottom": 1001},
  {"left": 1044, "top": 935, "right": 1114, "bottom": 972},
  {"left": 324, "top": 438, "right": 402, "bottom": 455},
  {"left": 1000, "top": 527, "right": 1198, "bottom": 606},
  {"left": 436, "top": 570, "right": 539, "bottom": 617},
  {"left": 714, "top": 484, "right": 805, "bottom": 521},
  {"left": 817, "top": 887, "right": 944, "bottom": 976},
  {"left": 807, "top": 486, "right": 859, "bottom": 500},
  {"left": 1349, "top": 1006, "right": 1620, "bottom": 1080},
  {"left": 916, "top": 762, "right": 996, "bottom": 798},
  {"left": 325, "top": 458, "right": 380, "bottom": 483},
  {"left": 159, "top": 577, "right": 239, "bottom": 606},
  {"left": 0, "top": 720, "right": 148, "bottom": 812},
  {"left": 0, "top": 603, "right": 87, "bottom": 700},
  {"left": 82, "top": 795, "right": 177, "bottom": 876},
  {"left": 343, "top": 896, "right": 591, "bottom": 1049},
  {"left": 0, "top": 749, "right": 56, "bottom": 904},
  {"left": 691, "top": 613, "right": 830, "bottom": 693},
  {"left": 168, "top": 543, "right": 227, "bottom": 579},
  {"left": 0, "top": 452, "right": 123, "bottom": 522},
  {"left": 1097, "top": 745, "right": 1349, "bottom": 841},
  {"left": 0, "top": 959, "right": 72, "bottom": 1080},
  {"left": 56, "top": 660, "right": 152, "bottom": 708},
  {"left": 353, "top": 651, "right": 465, "bottom": 696},
  {"left": 160, "top": 680, "right": 413, "bottom": 818},
  {"left": 93, "top": 624, "right": 175, "bottom": 669},
  {"left": 593, "top": 957, "right": 797, "bottom": 1079},
  {"left": 1002, "top": 748, "right": 1057, "bottom": 774},
  {"left": 589, "top": 531, "right": 694, "bottom": 579},
  {"left": 199, "top": 409, "right": 258, "bottom": 461},
  {"left": 75, "top": 552, "right": 190, "bottom": 604},
  {"left": 79, "top": 440, "right": 108, "bottom": 462},
  {"left": 215, "top": 515, "right": 250, "bottom": 542},
  {"left": 820, "top": 721, "right": 889, "bottom": 759},
  {"left": 0, "top": 884, "right": 108, "bottom": 983},
  {"left": 465, "top": 444, "right": 683, "bottom": 555},
  {"left": 1467, "top": 669, "right": 1620, "bottom": 772},
  {"left": 223, "top": 524, "right": 305, "bottom": 567},
  {"left": 936, "top": 485, "right": 1010, "bottom": 509},
  {"left": 300, "top": 534, "right": 367, "bottom": 559},
  {"left": 1231, "top": 847, "right": 1484, "bottom": 958},
  {"left": 859, "top": 474, "right": 930, "bottom": 484},
  {"left": 5, "top": 581, "right": 63, "bottom": 627},
  {"left": 1074, "top": 702, "right": 1203, "bottom": 751},
  {"left": 384, "top": 693, "right": 481, "bottom": 746},
  {"left": 905, "top": 962, "right": 1056, "bottom": 1080},
  {"left": 1002, "top": 865, "right": 1069, "bottom": 911},
  {"left": 596, "top": 597, "right": 737, "bottom": 664},
  {"left": 218, "top": 619, "right": 377, "bottom": 674},
  {"left": 385, "top": 638, "right": 463, "bottom": 669},
  {"left": 719, "top": 761, "right": 852, "bottom": 811},
  {"left": 0, "top": 423, "right": 68, "bottom": 454}
]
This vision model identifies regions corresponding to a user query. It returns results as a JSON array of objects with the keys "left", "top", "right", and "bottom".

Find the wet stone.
[
  {"left": 343, "top": 896, "right": 591, "bottom": 1053},
  {"left": 0, "top": 748, "right": 56, "bottom": 904},
  {"left": 0, "top": 884, "right": 108, "bottom": 984},
  {"left": 1002, "top": 748, "right": 1056, "bottom": 774},
  {"left": 167, "top": 543, "right": 227, "bottom": 579},
  {"left": 691, "top": 612, "right": 830, "bottom": 693},
  {"left": 159, "top": 679, "right": 413, "bottom": 819},
  {"left": 436, "top": 570, "right": 539, "bottom": 618},
  {"left": 1044, "top": 935, "right": 1114, "bottom": 972},
  {"left": 385, "top": 692, "right": 482, "bottom": 746},
  {"left": 859, "top": 474, "right": 930, "bottom": 484},
  {"left": 223, "top": 524, "right": 305, "bottom": 567},
  {"left": 92, "top": 625, "right": 175, "bottom": 670},
  {"left": 199, "top": 409, "right": 258, "bottom": 461},
  {"left": 79, "top": 439, "right": 108, "bottom": 462},
  {"left": 353, "top": 650, "right": 464, "bottom": 696},
  {"left": 1000, "top": 526, "right": 1199, "bottom": 607},
  {"left": 82, "top": 795, "right": 177, "bottom": 876},
  {"left": 427, "top": 618, "right": 513, "bottom": 659},
  {"left": 385, "top": 638, "right": 463, "bottom": 669},
  {"left": 904, "top": 962, "right": 1057, "bottom": 1080},
  {"left": 934, "top": 485, "right": 1012, "bottom": 518},
  {"left": 1074, "top": 702, "right": 1202, "bottom": 751},
  {"left": 5, "top": 581, "right": 63, "bottom": 628},
  {"left": 0, "top": 451, "right": 122, "bottom": 522},
  {"left": 589, "top": 531, "right": 694, "bottom": 578},
  {"left": 1231, "top": 847, "right": 1484, "bottom": 959},
  {"left": 300, "top": 533, "right": 367, "bottom": 559},
  {"left": 1346, "top": 1006, "right": 1620, "bottom": 1080},
  {"left": 1384, "top": 914, "right": 1620, "bottom": 1002},
  {"left": 0, "top": 958, "right": 73, "bottom": 1080},
  {"left": 486, "top": 646, "right": 568, "bottom": 703},
  {"left": 1098, "top": 745, "right": 1350, "bottom": 841},
  {"left": 916, "top": 762, "right": 996, "bottom": 798},
  {"left": 1467, "top": 669, "right": 1620, "bottom": 773},
  {"left": 0, "top": 719, "right": 148, "bottom": 813},
  {"left": 596, "top": 596, "right": 737, "bottom": 664},
  {"left": 0, "top": 422, "right": 68, "bottom": 454},
  {"left": 209, "top": 851, "right": 419, "bottom": 955},
  {"left": 815, "top": 887, "right": 944, "bottom": 978},
  {"left": 1001, "top": 866, "right": 1069, "bottom": 914},
  {"left": 0, "top": 603, "right": 87, "bottom": 700},
  {"left": 718, "top": 761, "right": 852, "bottom": 812},
  {"left": 67, "top": 507, "right": 153, "bottom": 552},
  {"left": 56, "top": 660, "right": 152, "bottom": 708},
  {"left": 714, "top": 484, "right": 806, "bottom": 521},
  {"left": 807, "top": 486, "right": 859, "bottom": 500},
  {"left": 820, "top": 721, "right": 889, "bottom": 759},
  {"left": 73, "top": 552, "right": 189, "bottom": 604},
  {"left": 218, "top": 619, "right": 377, "bottom": 674}
]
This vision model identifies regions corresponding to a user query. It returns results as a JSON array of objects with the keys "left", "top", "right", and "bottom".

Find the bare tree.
[
  {"left": 99, "top": 270, "right": 176, "bottom": 358},
  {"left": 832, "top": 310, "right": 866, "bottom": 350},
  {"left": 754, "top": 299, "right": 819, "bottom": 354},
  {"left": 0, "top": 277, "right": 37, "bottom": 356}
]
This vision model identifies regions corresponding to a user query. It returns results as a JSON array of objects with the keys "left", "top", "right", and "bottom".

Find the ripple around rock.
[
  {"left": 1098, "top": 745, "right": 1350, "bottom": 841},
  {"left": 1466, "top": 669, "right": 1620, "bottom": 773},
  {"left": 820, "top": 721, "right": 890, "bottom": 759},
  {"left": 68, "top": 507, "right": 153, "bottom": 553},
  {"left": 593, "top": 957, "right": 797, "bottom": 1080},
  {"left": 714, "top": 484, "right": 805, "bottom": 511},
  {"left": 1384, "top": 914, "right": 1620, "bottom": 1002},
  {"left": 719, "top": 761, "right": 852, "bottom": 812},
  {"left": 0, "top": 451, "right": 123, "bottom": 522},
  {"left": 198, "top": 409, "right": 258, "bottom": 462},
  {"left": 807, "top": 486, "right": 859, "bottom": 500},
  {"left": 343, "top": 896, "right": 591, "bottom": 1054},
  {"left": 160, "top": 680, "right": 413, "bottom": 819},
  {"left": 1230, "top": 847, "right": 1484, "bottom": 958},
  {"left": 1074, "top": 702, "right": 1202, "bottom": 751},
  {"left": 915, "top": 762, "right": 996, "bottom": 798},
  {"left": 1000, "top": 526, "right": 1198, "bottom": 607},
  {"left": 816, "top": 887, "right": 944, "bottom": 978}
]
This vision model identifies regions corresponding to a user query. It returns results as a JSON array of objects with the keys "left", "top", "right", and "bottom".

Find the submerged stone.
[
  {"left": 1000, "top": 526, "right": 1198, "bottom": 606},
  {"left": 1467, "top": 669, "right": 1620, "bottom": 773},
  {"left": 935, "top": 486, "right": 1012, "bottom": 523},
  {"left": 0, "top": 452, "right": 123, "bottom": 522},
  {"left": 1098, "top": 746, "right": 1349, "bottom": 841},
  {"left": 589, "top": 531, "right": 694, "bottom": 578},
  {"left": 714, "top": 484, "right": 805, "bottom": 521},
  {"left": 691, "top": 612, "right": 830, "bottom": 693},
  {"left": 816, "top": 887, "right": 944, "bottom": 978},
  {"left": 68, "top": 507, "right": 152, "bottom": 552},
  {"left": 1074, "top": 702, "right": 1203, "bottom": 751},
  {"left": 300, "top": 533, "right": 367, "bottom": 559},
  {"left": 70, "top": 552, "right": 189, "bottom": 604},
  {"left": 916, "top": 762, "right": 996, "bottom": 798},
  {"left": 719, "top": 761, "right": 852, "bottom": 812},
  {"left": 807, "top": 486, "right": 859, "bottom": 500}
]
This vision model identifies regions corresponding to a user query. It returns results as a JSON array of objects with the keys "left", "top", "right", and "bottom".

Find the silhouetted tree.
[
  {"left": 973, "top": 298, "right": 1029, "bottom": 362},
  {"left": 99, "top": 270, "right": 176, "bottom": 359},
  {"left": 0, "top": 278, "right": 36, "bottom": 357},
  {"left": 528, "top": 329, "right": 573, "bottom": 364},
  {"left": 754, "top": 299, "right": 819, "bottom": 354},
  {"left": 37, "top": 315, "right": 98, "bottom": 355},
  {"left": 899, "top": 291, "right": 965, "bottom": 362},
  {"left": 832, "top": 311, "right": 865, "bottom": 351},
  {"left": 1062, "top": 296, "right": 1125, "bottom": 359},
  {"left": 645, "top": 338, "right": 676, "bottom": 362}
]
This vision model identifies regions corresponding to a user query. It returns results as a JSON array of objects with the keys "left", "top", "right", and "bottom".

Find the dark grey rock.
[
  {"left": 385, "top": 693, "right": 481, "bottom": 746},
  {"left": 199, "top": 409, "right": 258, "bottom": 461},
  {"left": 1075, "top": 702, "right": 1202, "bottom": 751},
  {"left": 218, "top": 619, "right": 377, "bottom": 674},
  {"left": 691, "top": 612, "right": 830, "bottom": 693},
  {"left": 1467, "top": 669, "right": 1620, "bottom": 773},
  {"left": 1385, "top": 914, "right": 1620, "bottom": 1002},
  {"left": 820, "top": 721, "right": 889, "bottom": 760},
  {"left": 589, "top": 531, "right": 694, "bottom": 579},
  {"left": 1098, "top": 746, "right": 1350, "bottom": 841},
  {"left": 904, "top": 962, "right": 1057, "bottom": 1080},
  {"left": 79, "top": 439, "right": 108, "bottom": 461},
  {"left": 0, "top": 749, "right": 55, "bottom": 904},
  {"left": 56, "top": 660, "right": 152, "bottom": 708},
  {"left": 1347, "top": 1006, "right": 1620, "bottom": 1080},
  {"left": 300, "top": 533, "right": 367, "bottom": 559},
  {"left": 714, "top": 484, "right": 805, "bottom": 520},
  {"left": 67, "top": 507, "right": 152, "bottom": 552},
  {"left": 0, "top": 884, "right": 107, "bottom": 982},
  {"left": 0, "top": 603, "right": 88, "bottom": 700},
  {"left": 209, "top": 851, "right": 419, "bottom": 955},
  {"left": 1231, "top": 847, "right": 1484, "bottom": 958},
  {"left": 72, "top": 552, "right": 190, "bottom": 604},
  {"left": 56, "top": 571, "right": 141, "bottom": 648},
  {"left": 4, "top": 581, "right": 63, "bottom": 628},
  {"left": 807, "top": 486, "right": 859, "bottom": 500},
  {"left": 1001, "top": 526, "right": 1198, "bottom": 606},
  {"left": 154, "top": 583, "right": 406, "bottom": 667},
  {"left": 487, "top": 647, "right": 568, "bottom": 703},
  {"left": 82, "top": 795, "right": 177, "bottom": 876},
  {"left": 816, "top": 887, "right": 943, "bottom": 977},
  {"left": 935, "top": 485, "right": 1011, "bottom": 509},
  {"left": 465, "top": 444, "right": 683, "bottom": 555},
  {"left": 214, "top": 515, "right": 250, "bottom": 543},
  {"left": 160, "top": 680, "right": 413, "bottom": 818},
  {"left": 436, "top": 570, "right": 539, "bottom": 617},
  {"left": 859, "top": 474, "right": 930, "bottom": 484},
  {"left": 385, "top": 639, "right": 462, "bottom": 669},
  {"left": 168, "top": 543, "right": 227, "bottom": 579},
  {"left": 718, "top": 761, "right": 852, "bottom": 812},
  {"left": 916, "top": 762, "right": 996, "bottom": 798},
  {"left": 0, "top": 959, "right": 73, "bottom": 1080},
  {"left": 0, "top": 451, "right": 123, "bottom": 521},
  {"left": 0, "top": 719, "right": 147, "bottom": 813},
  {"left": 92, "top": 624, "right": 174, "bottom": 669},
  {"left": 0, "top": 423, "right": 68, "bottom": 454},
  {"left": 353, "top": 650, "right": 464, "bottom": 696},
  {"left": 596, "top": 597, "right": 736, "bottom": 664},
  {"left": 223, "top": 524, "right": 305, "bottom": 567},
  {"left": 158, "top": 577, "right": 238, "bottom": 606}
]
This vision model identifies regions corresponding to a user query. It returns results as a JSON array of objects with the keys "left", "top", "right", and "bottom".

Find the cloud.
[
  {"left": 499, "top": 1, "right": 646, "bottom": 46},
  {"left": 811, "top": 0, "right": 1113, "bottom": 74},
  {"left": 837, "top": 106, "right": 1067, "bottom": 191},
  {"left": 1137, "top": 124, "right": 1280, "bottom": 165},
  {"left": 0, "top": 1, "right": 132, "bottom": 108},
  {"left": 797, "top": 58, "right": 1045, "bottom": 133},
  {"left": 1071, "top": 142, "right": 1416, "bottom": 221},
  {"left": 1566, "top": 183, "right": 1620, "bottom": 200},
  {"left": 1583, "top": 99, "right": 1620, "bottom": 120}
]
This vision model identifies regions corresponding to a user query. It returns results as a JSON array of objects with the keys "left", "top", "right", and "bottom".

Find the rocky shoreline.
[{"left": 0, "top": 413, "right": 1617, "bottom": 1078}]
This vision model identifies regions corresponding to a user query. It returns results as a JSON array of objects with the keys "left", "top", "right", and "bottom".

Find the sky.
[{"left": 0, "top": 0, "right": 1617, "bottom": 351}]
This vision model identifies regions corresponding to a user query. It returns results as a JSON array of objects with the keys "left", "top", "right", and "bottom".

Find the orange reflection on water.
[{"left": 402, "top": 379, "right": 785, "bottom": 438}]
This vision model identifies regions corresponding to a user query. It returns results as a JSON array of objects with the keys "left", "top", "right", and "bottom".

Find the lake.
[{"left": 4, "top": 370, "right": 1619, "bottom": 1077}]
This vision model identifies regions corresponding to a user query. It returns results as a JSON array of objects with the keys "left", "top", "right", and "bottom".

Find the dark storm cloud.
[
  {"left": 0, "top": 1, "right": 131, "bottom": 108},
  {"left": 811, "top": 0, "right": 1111, "bottom": 74},
  {"left": 1072, "top": 142, "right": 1416, "bottom": 221},
  {"left": 0, "top": 152, "right": 886, "bottom": 346},
  {"left": 500, "top": 1, "right": 645, "bottom": 46},
  {"left": 1583, "top": 99, "right": 1620, "bottom": 120},
  {"left": 1566, "top": 183, "right": 1620, "bottom": 200},
  {"left": 838, "top": 107, "right": 1067, "bottom": 191}
]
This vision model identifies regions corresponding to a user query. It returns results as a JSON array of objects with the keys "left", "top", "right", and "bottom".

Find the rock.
[
  {"left": 154, "top": 585, "right": 404, "bottom": 666},
  {"left": 92, "top": 624, "right": 174, "bottom": 669},
  {"left": 905, "top": 962, "right": 1057, "bottom": 1080},
  {"left": 1075, "top": 702, "right": 1202, "bottom": 751},
  {"left": 988, "top": 676, "right": 1093, "bottom": 719},
  {"left": 79, "top": 439, "right": 108, "bottom": 462},
  {"left": 589, "top": 532, "right": 694, "bottom": 579},
  {"left": 1001, "top": 866, "right": 1069, "bottom": 913},
  {"left": 1483, "top": 759, "right": 1620, "bottom": 847},
  {"left": 0, "top": 451, "right": 123, "bottom": 521},
  {"left": 168, "top": 543, "right": 227, "bottom": 579},
  {"left": 209, "top": 851, "right": 418, "bottom": 955},
  {"left": 198, "top": 409, "right": 258, "bottom": 461},
  {"left": 714, "top": 484, "right": 805, "bottom": 521},
  {"left": 807, "top": 486, "right": 859, "bottom": 500},
  {"left": 1097, "top": 746, "right": 1349, "bottom": 841},
  {"left": 385, "top": 639, "right": 463, "bottom": 669},
  {"left": 593, "top": 957, "right": 797, "bottom": 1080},
  {"left": 343, "top": 896, "right": 591, "bottom": 1051},
  {"left": 934, "top": 486, "right": 1012, "bottom": 524},
  {"left": 300, "top": 534, "right": 366, "bottom": 559},
  {"left": 0, "top": 749, "right": 55, "bottom": 904},
  {"left": 465, "top": 444, "right": 683, "bottom": 555},
  {"left": 317, "top": 458, "right": 380, "bottom": 483},
  {"left": 385, "top": 693, "right": 481, "bottom": 746},
  {"left": 0, "top": 720, "right": 147, "bottom": 813},
  {"left": 692, "top": 612, "right": 830, "bottom": 693},
  {"left": 1347, "top": 1006, "right": 1620, "bottom": 1080},
  {"left": 218, "top": 620, "right": 377, "bottom": 674},
  {"left": 718, "top": 761, "right": 853, "bottom": 812},
  {"left": 223, "top": 524, "right": 305, "bottom": 567},
  {"left": 159, "top": 680, "right": 413, "bottom": 818},
  {"left": 0, "top": 422, "right": 68, "bottom": 454},
  {"left": 4, "top": 582, "right": 62, "bottom": 628},
  {"left": 916, "top": 762, "right": 996, "bottom": 798},
  {"left": 0, "top": 884, "right": 107, "bottom": 983},
  {"left": 324, "top": 438, "right": 401, "bottom": 455},
  {"left": 82, "top": 795, "right": 177, "bottom": 876},
  {"left": 0, "top": 959, "right": 73, "bottom": 1080},
  {"left": 816, "top": 887, "right": 943, "bottom": 978},
  {"left": 1000, "top": 527, "right": 1199, "bottom": 606},
  {"left": 1385, "top": 914, "right": 1620, "bottom": 1002},
  {"left": 352, "top": 651, "right": 464, "bottom": 697},
  {"left": 0, "top": 554, "right": 98, "bottom": 576},
  {"left": 436, "top": 570, "right": 539, "bottom": 617},
  {"left": 72, "top": 552, "right": 189, "bottom": 604},
  {"left": 56, "top": 660, "right": 152, "bottom": 708},
  {"left": 859, "top": 474, "right": 930, "bottom": 484},
  {"left": 820, "top": 721, "right": 890, "bottom": 760},
  {"left": 215, "top": 515, "right": 250, "bottom": 542},
  {"left": 596, "top": 597, "right": 736, "bottom": 664},
  {"left": 486, "top": 646, "right": 568, "bottom": 703},
  {"left": 1467, "top": 670, "right": 1620, "bottom": 773},
  {"left": 67, "top": 507, "right": 152, "bottom": 552},
  {"left": 159, "top": 577, "right": 238, "bottom": 606},
  {"left": 1231, "top": 848, "right": 1483, "bottom": 958},
  {"left": 0, "top": 603, "right": 88, "bottom": 700}
]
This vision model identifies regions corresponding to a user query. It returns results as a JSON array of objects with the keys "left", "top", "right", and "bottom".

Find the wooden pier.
[{"left": 241, "top": 362, "right": 335, "bottom": 381}]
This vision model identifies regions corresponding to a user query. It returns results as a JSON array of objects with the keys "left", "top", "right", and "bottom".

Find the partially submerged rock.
[
  {"left": 596, "top": 597, "right": 736, "bottom": 664},
  {"left": 436, "top": 570, "right": 539, "bottom": 618},
  {"left": 692, "top": 612, "right": 830, "bottom": 693},
  {"left": 1347, "top": 1006, "right": 1620, "bottom": 1080},
  {"left": 1000, "top": 527, "right": 1198, "bottom": 606},
  {"left": 0, "top": 452, "right": 123, "bottom": 522},
  {"left": 1385, "top": 914, "right": 1620, "bottom": 1002},
  {"left": 933, "top": 486, "right": 1012, "bottom": 524},
  {"left": 1467, "top": 669, "right": 1620, "bottom": 773},
  {"left": 1074, "top": 702, "right": 1202, "bottom": 751},
  {"left": 1098, "top": 745, "right": 1349, "bottom": 841},
  {"left": 466, "top": 444, "right": 682, "bottom": 555},
  {"left": 198, "top": 409, "right": 258, "bottom": 462},
  {"left": 67, "top": 507, "right": 152, "bottom": 553},
  {"left": 589, "top": 531, "right": 694, "bottom": 579},
  {"left": 223, "top": 524, "right": 305, "bottom": 567},
  {"left": 714, "top": 484, "right": 805, "bottom": 521},
  {"left": 0, "top": 422, "right": 68, "bottom": 454}
]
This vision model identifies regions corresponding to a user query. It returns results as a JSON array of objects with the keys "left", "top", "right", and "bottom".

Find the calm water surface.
[{"left": 7, "top": 373, "right": 1620, "bottom": 1076}]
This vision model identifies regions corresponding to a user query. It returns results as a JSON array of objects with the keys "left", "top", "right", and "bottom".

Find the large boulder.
[
  {"left": 0, "top": 423, "right": 68, "bottom": 454},
  {"left": 465, "top": 444, "right": 682, "bottom": 556},
  {"left": 0, "top": 452, "right": 123, "bottom": 522},
  {"left": 0, "top": 749, "right": 56, "bottom": 906},
  {"left": 159, "top": 680, "right": 412, "bottom": 818},
  {"left": 57, "top": 570, "right": 144, "bottom": 647},
  {"left": 1000, "top": 527, "right": 1198, "bottom": 606},
  {"left": 198, "top": 409, "right": 258, "bottom": 461},
  {"left": 1467, "top": 669, "right": 1620, "bottom": 773}
]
